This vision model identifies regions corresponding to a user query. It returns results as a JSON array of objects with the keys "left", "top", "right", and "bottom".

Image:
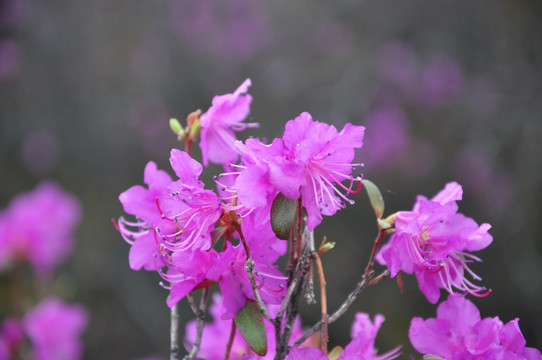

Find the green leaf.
[
  {"left": 423, "top": 355, "right": 446, "bottom": 360},
  {"left": 270, "top": 193, "right": 297, "bottom": 240},
  {"left": 235, "top": 300, "right": 267, "bottom": 356},
  {"left": 361, "top": 179, "right": 385, "bottom": 219}
]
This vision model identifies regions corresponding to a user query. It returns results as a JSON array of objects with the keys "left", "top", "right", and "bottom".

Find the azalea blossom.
[
  {"left": 286, "top": 312, "right": 401, "bottom": 360},
  {"left": 0, "top": 181, "right": 81, "bottom": 276},
  {"left": 377, "top": 182, "right": 493, "bottom": 303},
  {"left": 199, "top": 78, "right": 258, "bottom": 166},
  {"left": 409, "top": 295, "right": 541, "bottom": 360},
  {"left": 117, "top": 161, "right": 173, "bottom": 271},
  {"left": 234, "top": 112, "right": 365, "bottom": 230},
  {"left": 22, "top": 297, "right": 88, "bottom": 360},
  {"left": 117, "top": 150, "right": 222, "bottom": 270}
]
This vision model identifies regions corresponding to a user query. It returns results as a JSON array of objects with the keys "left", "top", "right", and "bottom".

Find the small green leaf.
[
  {"left": 328, "top": 346, "right": 344, "bottom": 360},
  {"left": 169, "top": 118, "right": 183, "bottom": 136},
  {"left": 361, "top": 179, "right": 385, "bottom": 219},
  {"left": 270, "top": 193, "right": 297, "bottom": 240},
  {"left": 235, "top": 300, "right": 267, "bottom": 356},
  {"left": 423, "top": 355, "right": 446, "bottom": 360}
]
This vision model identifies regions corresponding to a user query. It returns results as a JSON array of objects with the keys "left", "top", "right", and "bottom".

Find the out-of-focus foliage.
[{"left": 1, "top": 0, "right": 541, "bottom": 358}]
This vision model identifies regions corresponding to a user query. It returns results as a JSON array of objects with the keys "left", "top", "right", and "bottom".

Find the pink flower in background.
[
  {"left": 409, "top": 295, "right": 541, "bottom": 360},
  {"left": 360, "top": 106, "right": 408, "bottom": 169},
  {"left": 0, "top": 181, "right": 81, "bottom": 276},
  {"left": 199, "top": 78, "right": 257, "bottom": 166},
  {"left": 421, "top": 58, "right": 464, "bottom": 107},
  {"left": 0, "top": 40, "right": 19, "bottom": 81},
  {"left": 170, "top": 0, "right": 270, "bottom": 61},
  {"left": 377, "top": 182, "right": 493, "bottom": 303},
  {"left": 0, "top": 317, "right": 23, "bottom": 359},
  {"left": 23, "top": 297, "right": 88, "bottom": 360},
  {"left": 286, "top": 312, "right": 401, "bottom": 360},
  {"left": 235, "top": 112, "right": 365, "bottom": 230}
]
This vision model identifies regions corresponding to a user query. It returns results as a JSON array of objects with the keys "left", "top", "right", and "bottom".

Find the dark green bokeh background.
[{"left": 1, "top": 0, "right": 541, "bottom": 358}]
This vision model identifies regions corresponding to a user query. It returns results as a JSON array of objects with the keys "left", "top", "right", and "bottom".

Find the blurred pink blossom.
[
  {"left": 0, "top": 182, "right": 81, "bottom": 276},
  {"left": 23, "top": 297, "right": 88, "bottom": 360}
]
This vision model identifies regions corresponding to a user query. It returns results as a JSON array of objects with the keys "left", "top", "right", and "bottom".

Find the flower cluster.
[
  {"left": 286, "top": 312, "right": 400, "bottom": 360},
  {"left": 377, "top": 182, "right": 493, "bottom": 303},
  {"left": 409, "top": 295, "right": 541, "bottom": 360},
  {"left": 116, "top": 79, "right": 540, "bottom": 359}
]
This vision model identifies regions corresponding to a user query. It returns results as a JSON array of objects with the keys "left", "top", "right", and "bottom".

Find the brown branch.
[
  {"left": 312, "top": 252, "right": 328, "bottom": 354},
  {"left": 224, "top": 320, "right": 236, "bottom": 360}
]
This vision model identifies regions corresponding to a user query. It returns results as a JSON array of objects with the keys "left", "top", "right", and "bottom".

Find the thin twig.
[
  {"left": 364, "top": 227, "right": 388, "bottom": 280},
  {"left": 170, "top": 304, "right": 180, "bottom": 360},
  {"left": 184, "top": 288, "right": 209, "bottom": 360},
  {"left": 292, "top": 269, "right": 389, "bottom": 347},
  {"left": 224, "top": 320, "right": 236, "bottom": 360},
  {"left": 312, "top": 252, "right": 328, "bottom": 353}
]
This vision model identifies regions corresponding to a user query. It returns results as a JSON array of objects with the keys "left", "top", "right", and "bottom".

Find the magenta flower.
[
  {"left": 199, "top": 78, "right": 258, "bottom": 166},
  {"left": 22, "top": 297, "right": 88, "bottom": 360},
  {"left": 0, "top": 181, "right": 81, "bottom": 276},
  {"left": 0, "top": 317, "right": 23, "bottom": 359},
  {"left": 377, "top": 182, "right": 493, "bottom": 303},
  {"left": 117, "top": 161, "right": 174, "bottom": 271},
  {"left": 409, "top": 295, "right": 541, "bottom": 360},
  {"left": 286, "top": 312, "right": 400, "bottom": 360},
  {"left": 165, "top": 248, "right": 218, "bottom": 307},
  {"left": 235, "top": 112, "right": 365, "bottom": 230},
  {"left": 117, "top": 149, "right": 223, "bottom": 271}
]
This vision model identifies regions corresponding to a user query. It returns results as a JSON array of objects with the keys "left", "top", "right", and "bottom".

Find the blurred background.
[{"left": 1, "top": 0, "right": 541, "bottom": 358}]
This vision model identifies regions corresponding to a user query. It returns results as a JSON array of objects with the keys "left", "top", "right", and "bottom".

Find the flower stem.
[
  {"left": 184, "top": 288, "right": 209, "bottom": 360},
  {"left": 170, "top": 304, "right": 180, "bottom": 360},
  {"left": 312, "top": 252, "right": 328, "bottom": 353},
  {"left": 224, "top": 319, "right": 236, "bottom": 360}
]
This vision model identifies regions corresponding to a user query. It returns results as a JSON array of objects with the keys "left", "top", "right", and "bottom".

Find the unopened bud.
[{"left": 169, "top": 118, "right": 184, "bottom": 137}]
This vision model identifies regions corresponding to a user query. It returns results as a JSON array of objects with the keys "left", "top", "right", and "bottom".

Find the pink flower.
[
  {"left": 199, "top": 78, "right": 257, "bottom": 166},
  {"left": 22, "top": 297, "right": 88, "bottom": 360},
  {"left": 0, "top": 181, "right": 81, "bottom": 276},
  {"left": 117, "top": 150, "right": 223, "bottom": 271},
  {"left": 117, "top": 161, "right": 173, "bottom": 271},
  {"left": 0, "top": 317, "right": 23, "bottom": 359},
  {"left": 377, "top": 182, "right": 493, "bottom": 303},
  {"left": 118, "top": 150, "right": 224, "bottom": 306},
  {"left": 286, "top": 312, "right": 400, "bottom": 360},
  {"left": 234, "top": 112, "right": 365, "bottom": 230},
  {"left": 409, "top": 295, "right": 541, "bottom": 360}
]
